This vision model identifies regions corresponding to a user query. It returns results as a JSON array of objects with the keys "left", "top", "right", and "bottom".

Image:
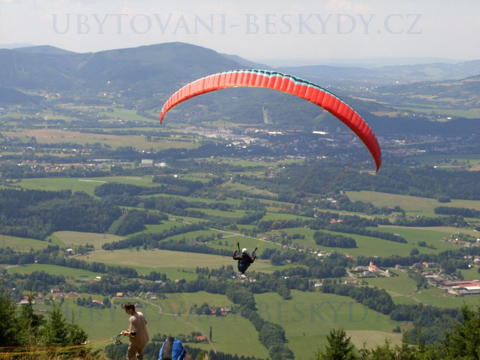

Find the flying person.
[{"left": 233, "top": 246, "right": 257, "bottom": 274}]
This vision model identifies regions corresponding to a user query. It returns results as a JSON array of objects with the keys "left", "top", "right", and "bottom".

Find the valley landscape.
[{"left": 1, "top": 3, "right": 480, "bottom": 360}]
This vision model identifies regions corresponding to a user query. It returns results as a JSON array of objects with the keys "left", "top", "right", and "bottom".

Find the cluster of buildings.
[
  {"left": 234, "top": 273, "right": 257, "bottom": 282},
  {"left": 413, "top": 260, "right": 480, "bottom": 296},
  {"left": 425, "top": 278, "right": 480, "bottom": 296},
  {"left": 351, "top": 262, "right": 392, "bottom": 278}
]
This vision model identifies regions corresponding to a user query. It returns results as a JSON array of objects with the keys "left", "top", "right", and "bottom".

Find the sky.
[{"left": 0, "top": 0, "right": 479, "bottom": 65}]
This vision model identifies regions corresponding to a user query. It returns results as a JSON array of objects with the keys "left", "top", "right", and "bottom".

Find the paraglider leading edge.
[{"left": 159, "top": 69, "right": 382, "bottom": 172}]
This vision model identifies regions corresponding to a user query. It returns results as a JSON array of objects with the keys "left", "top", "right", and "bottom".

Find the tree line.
[
  {"left": 0, "top": 189, "right": 121, "bottom": 240},
  {"left": 236, "top": 163, "right": 480, "bottom": 200},
  {"left": 313, "top": 303, "right": 480, "bottom": 360}
]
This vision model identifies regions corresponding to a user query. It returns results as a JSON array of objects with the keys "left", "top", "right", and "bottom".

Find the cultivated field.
[
  {"left": 31, "top": 295, "right": 269, "bottom": 358},
  {"left": 346, "top": 191, "right": 480, "bottom": 213},
  {"left": 7, "top": 264, "right": 103, "bottom": 279},
  {"left": 14, "top": 176, "right": 159, "bottom": 196},
  {"left": 254, "top": 291, "right": 403, "bottom": 359},
  {"left": 52, "top": 231, "right": 124, "bottom": 248},
  {"left": 0, "top": 234, "right": 62, "bottom": 252},
  {"left": 77, "top": 249, "right": 272, "bottom": 272},
  {"left": 2, "top": 129, "right": 199, "bottom": 150}
]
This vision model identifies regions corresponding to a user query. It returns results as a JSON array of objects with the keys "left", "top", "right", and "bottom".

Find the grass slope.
[
  {"left": 255, "top": 291, "right": 402, "bottom": 359},
  {"left": 347, "top": 191, "right": 480, "bottom": 214}
]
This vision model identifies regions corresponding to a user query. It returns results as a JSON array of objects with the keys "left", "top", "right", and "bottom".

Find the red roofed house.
[
  {"left": 195, "top": 336, "right": 207, "bottom": 342},
  {"left": 92, "top": 300, "right": 103, "bottom": 307},
  {"left": 368, "top": 262, "right": 378, "bottom": 273}
]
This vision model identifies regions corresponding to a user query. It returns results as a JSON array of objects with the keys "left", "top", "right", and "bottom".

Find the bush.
[{"left": 436, "top": 195, "right": 451, "bottom": 203}]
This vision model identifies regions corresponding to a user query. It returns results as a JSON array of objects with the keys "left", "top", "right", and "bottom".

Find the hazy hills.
[
  {"left": 372, "top": 75, "right": 480, "bottom": 108},
  {"left": 2, "top": 42, "right": 480, "bottom": 95},
  {"left": 0, "top": 43, "right": 242, "bottom": 96},
  {"left": 279, "top": 60, "right": 480, "bottom": 86},
  {"left": 0, "top": 42, "right": 479, "bottom": 126},
  {"left": 14, "top": 45, "right": 77, "bottom": 56}
]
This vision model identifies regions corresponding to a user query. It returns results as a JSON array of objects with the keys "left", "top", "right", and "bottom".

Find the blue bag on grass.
[{"left": 159, "top": 336, "right": 186, "bottom": 360}]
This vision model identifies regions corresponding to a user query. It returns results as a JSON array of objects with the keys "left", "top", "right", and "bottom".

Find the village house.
[{"left": 92, "top": 300, "right": 103, "bottom": 307}]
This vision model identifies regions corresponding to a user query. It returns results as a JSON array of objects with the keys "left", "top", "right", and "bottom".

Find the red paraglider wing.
[{"left": 160, "top": 70, "right": 382, "bottom": 171}]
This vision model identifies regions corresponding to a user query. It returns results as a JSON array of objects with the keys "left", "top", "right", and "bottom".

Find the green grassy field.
[
  {"left": 77, "top": 249, "right": 270, "bottom": 272},
  {"left": 346, "top": 330, "right": 404, "bottom": 351},
  {"left": 395, "top": 106, "right": 480, "bottom": 119},
  {"left": 412, "top": 154, "right": 480, "bottom": 166},
  {"left": 460, "top": 266, "right": 480, "bottom": 280},
  {"left": 374, "top": 226, "right": 459, "bottom": 254},
  {"left": 410, "top": 288, "right": 480, "bottom": 308},
  {"left": 391, "top": 296, "right": 419, "bottom": 306},
  {"left": 221, "top": 182, "right": 277, "bottom": 198},
  {"left": 1, "top": 129, "right": 199, "bottom": 151},
  {"left": 97, "top": 108, "right": 156, "bottom": 122},
  {"left": 135, "top": 221, "right": 186, "bottom": 234},
  {"left": 51, "top": 231, "right": 124, "bottom": 249},
  {"left": 255, "top": 291, "right": 403, "bottom": 358},
  {"left": 7, "top": 264, "right": 104, "bottom": 279},
  {"left": 132, "top": 266, "right": 199, "bottom": 281},
  {"left": 33, "top": 294, "right": 269, "bottom": 358},
  {"left": 202, "top": 158, "right": 302, "bottom": 168},
  {"left": 261, "top": 212, "right": 314, "bottom": 221},
  {"left": 387, "top": 226, "right": 480, "bottom": 238},
  {"left": 0, "top": 110, "right": 77, "bottom": 121},
  {"left": 162, "top": 214, "right": 207, "bottom": 224},
  {"left": 76, "top": 248, "right": 296, "bottom": 276},
  {"left": 187, "top": 208, "right": 247, "bottom": 219},
  {"left": 138, "top": 193, "right": 243, "bottom": 206},
  {"left": 14, "top": 176, "right": 159, "bottom": 196},
  {"left": 0, "top": 234, "right": 62, "bottom": 252},
  {"left": 161, "top": 230, "right": 221, "bottom": 243},
  {"left": 346, "top": 191, "right": 480, "bottom": 213},
  {"left": 208, "top": 236, "right": 280, "bottom": 253},
  {"left": 273, "top": 228, "right": 416, "bottom": 258},
  {"left": 149, "top": 292, "right": 235, "bottom": 316},
  {"left": 0, "top": 112, "right": 42, "bottom": 119},
  {"left": 365, "top": 271, "right": 418, "bottom": 297}
]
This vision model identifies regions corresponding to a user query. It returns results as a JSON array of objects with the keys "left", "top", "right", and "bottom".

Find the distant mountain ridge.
[
  {"left": 221, "top": 54, "right": 272, "bottom": 70},
  {"left": 279, "top": 60, "right": 480, "bottom": 86},
  {"left": 14, "top": 45, "right": 77, "bottom": 56},
  {"left": 1, "top": 42, "right": 479, "bottom": 95},
  {"left": 372, "top": 74, "right": 480, "bottom": 108},
  {"left": 0, "top": 42, "right": 479, "bottom": 121},
  {"left": 0, "top": 42, "right": 243, "bottom": 96},
  {"left": 0, "top": 43, "right": 35, "bottom": 49}
]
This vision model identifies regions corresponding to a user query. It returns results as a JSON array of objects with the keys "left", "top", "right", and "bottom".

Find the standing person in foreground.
[{"left": 123, "top": 302, "right": 150, "bottom": 360}]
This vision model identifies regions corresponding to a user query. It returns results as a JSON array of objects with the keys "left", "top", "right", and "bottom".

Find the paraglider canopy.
[{"left": 160, "top": 69, "right": 382, "bottom": 172}]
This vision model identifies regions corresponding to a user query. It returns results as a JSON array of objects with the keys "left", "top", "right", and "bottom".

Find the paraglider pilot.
[{"left": 233, "top": 244, "right": 257, "bottom": 274}]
